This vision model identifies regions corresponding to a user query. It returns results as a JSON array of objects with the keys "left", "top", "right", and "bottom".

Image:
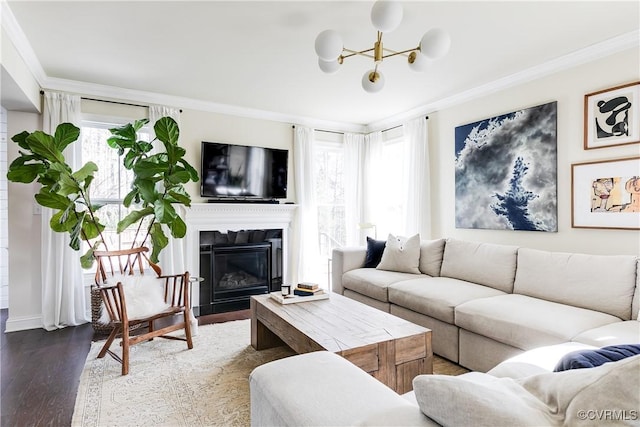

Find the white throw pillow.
[
  {"left": 99, "top": 274, "right": 170, "bottom": 323},
  {"left": 376, "top": 234, "right": 421, "bottom": 274},
  {"left": 413, "top": 372, "right": 553, "bottom": 427}
]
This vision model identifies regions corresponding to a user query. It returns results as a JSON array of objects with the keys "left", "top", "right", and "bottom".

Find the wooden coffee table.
[{"left": 250, "top": 292, "right": 432, "bottom": 394}]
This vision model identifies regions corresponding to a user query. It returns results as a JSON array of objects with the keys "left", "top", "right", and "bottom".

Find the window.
[
  {"left": 376, "top": 133, "right": 406, "bottom": 237},
  {"left": 312, "top": 132, "right": 346, "bottom": 288},
  {"left": 81, "top": 120, "right": 151, "bottom": 251}
]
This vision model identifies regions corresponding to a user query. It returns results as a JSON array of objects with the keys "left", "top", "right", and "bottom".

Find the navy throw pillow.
[
  {"left": 554, "top": 344, "right": 640, "bottom": 372},
  {"left": 363, "top": 237, "right": 386, "bottom": 268}
]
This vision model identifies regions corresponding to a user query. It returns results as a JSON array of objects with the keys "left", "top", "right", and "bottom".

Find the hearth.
[{"left": 198, "top": 230, "right": 282, "bottom": 315}]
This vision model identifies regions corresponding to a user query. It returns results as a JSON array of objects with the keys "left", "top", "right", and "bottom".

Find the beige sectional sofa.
[{"left": 331, "top": 238, "right": 640, "bottom": 372}]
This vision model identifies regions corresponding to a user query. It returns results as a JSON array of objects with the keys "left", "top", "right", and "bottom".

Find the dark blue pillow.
[
  {"left": 363, "top": 237, "right": 386, "bottom": 268},
  {"left": 554, "top": 344, "right": 640, "bottom": 372}
]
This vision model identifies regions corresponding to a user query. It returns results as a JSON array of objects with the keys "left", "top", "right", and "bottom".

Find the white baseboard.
[{"left": 4, "top": 314, "right": 42, "bottom": 332}]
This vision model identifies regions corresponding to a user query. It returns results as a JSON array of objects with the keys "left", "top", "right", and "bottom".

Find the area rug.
[
  {"left": 71, "top": 320, "right": 295, "bottom": 427},
  {"left": 73, "top": 319, "right": 467, "bottom": 426}
]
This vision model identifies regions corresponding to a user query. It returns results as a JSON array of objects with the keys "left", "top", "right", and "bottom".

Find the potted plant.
[{"left": 7, "top": 116, "right": 198, "bottom": 267}]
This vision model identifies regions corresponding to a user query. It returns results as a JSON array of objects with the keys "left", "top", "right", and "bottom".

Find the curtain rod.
[
  {"left": 292, "top": 116, "right": 428, "bottom": 135},
  {"left": 39, "top": 90, "right": 182, "bottom": 112}
]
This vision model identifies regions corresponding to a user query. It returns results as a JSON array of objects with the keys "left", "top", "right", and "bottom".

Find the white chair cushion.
[{"left": 99, "top": 274, "right": 169, "bottom": 323}]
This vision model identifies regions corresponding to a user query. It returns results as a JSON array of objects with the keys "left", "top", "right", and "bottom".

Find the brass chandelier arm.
[
  {"left": 342, "top": 47, "right": 375, "bottom": 60},
  {"left": 381, "top": 46, "right": 421, "bottom": 59}
]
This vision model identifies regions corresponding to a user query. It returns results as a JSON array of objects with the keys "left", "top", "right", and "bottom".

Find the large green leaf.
[
  {"left": 166, "top": 170, "right": 191, "bottom": 184},
  {"left": 179, "top": 159, "right": 199, "bottom": 181},
  {"left": 72, "top": 161, "right": 98, "bottom": 183},
  {"left": 69, "top": 213, "right": 85, "bottom": 250},
  {"left": 167, "top": 189, "right": 191, "bottom": 206},
  {"left": 35, "top": 192, "right": 72, "bottom": 210},
  {"left": 154, "top": 199, "right": 176, "bottom": 223},
  {"left": 54, "top": 123, "right": 81, "bottom": 152},
  {"left": 117, "top": 207, "right": 153, "bottom": 233},
  {"left": 154, "top": 117, "right": 179, "bottom": 146},
  {"left": 80, "top": 246, "right": 96, "bottom": 269},
  {"left": 50, "top": 208, "right": 77, "bottom": 233},
  {"left": 133, "top": 159, "right": 169, "bottom": 179},
  {"left": 149, "top": 223, "right": 168, "bottom": 263},
  {"left": 26, "top": 131, "right": 65, "bottom": 163},
  {"left": 11, "top": 131, "right": 30, "bottom": 150},
  {"left": 134, "top": 178, "right": 158, "bottom": 203},
  {"left": 81, "top": 217, "right": 104, "bottom": 240},
  {"left": 6, "top": 162, "right": 45, "bottom": 183},
  {"left": 169, "top": 215, "right": 187, "bottom": 238}
]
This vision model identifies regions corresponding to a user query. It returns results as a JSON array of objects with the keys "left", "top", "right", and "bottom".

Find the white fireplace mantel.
[{"left": 183, "top": 203, "right": 298, "bottom": 305}]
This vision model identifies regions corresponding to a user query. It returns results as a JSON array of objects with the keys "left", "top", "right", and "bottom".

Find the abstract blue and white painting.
[{"left": 455, "top": 101, "right": 557, "bottom": 232}]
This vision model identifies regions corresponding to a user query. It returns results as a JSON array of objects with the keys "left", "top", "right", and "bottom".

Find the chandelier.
[{"left": 314, "top": 0, "right": 450, "bottom": 93}]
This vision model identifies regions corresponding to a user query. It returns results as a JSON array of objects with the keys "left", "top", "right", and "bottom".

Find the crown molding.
[
  {"left": 41, "top": 76, "right": 368, "bottom": 133},
  {"left": 1, "top": 1, "right": 46, "bottom": 85},
  {"left": 366, "top": 29, "right": 640, "bottom": 132}
]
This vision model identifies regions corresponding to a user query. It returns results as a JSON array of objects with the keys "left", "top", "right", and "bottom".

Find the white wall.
[
  {"left": 429, "top": 48, "right": 640, "bottom": 256},
  {"left": 6, "top": 111, "right": 42, "bottom": 331}
]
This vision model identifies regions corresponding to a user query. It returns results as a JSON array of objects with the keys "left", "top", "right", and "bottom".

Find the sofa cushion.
[
  {"left": 418, "top": 238, "right": 445, "bottom": 277},
  {"left": 514, "top": 248, "right": 638, "bottom": 320},
  {"left": 414, "top": 355, "right": 640, "bottom": 427},
  {"left": 413, "top": 372, "right": 552, "bottom": 427},
  {"left": 487, "top": 343, "right": 597, "bottom": 379},
  {"left": 439, "top": 239, "right": 518, "bottom": 293},
  {"left": 377, "top": 234, "right": 421, "bottom": 274},
  {"left": 571, "top": 320, "right": 640, "bottom": 347},
  {"left": 455, "top": 294, "right": 621, "bottom": 350},
  {"left": 388, "top": 277, "right": 505, "bottom": 324},
  {"left": 342, "top": 268, "right": 423, "bottom": 303}
]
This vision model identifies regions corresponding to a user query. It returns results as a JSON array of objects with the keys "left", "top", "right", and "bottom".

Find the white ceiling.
[{"left": 4, "top": 1, "right": 640, "bottom": 128}]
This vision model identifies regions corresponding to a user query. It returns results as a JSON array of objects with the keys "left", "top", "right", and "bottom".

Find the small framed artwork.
[
  {"left": 571, "top": 156, "right": 640, "bottom": 230},
  {"left": 584, "top": 81, "right": 640, "bottom": 150}
]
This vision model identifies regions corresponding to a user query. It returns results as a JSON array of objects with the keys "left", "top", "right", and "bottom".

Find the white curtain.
[
  {"left": 402, "top": 117, "right": 431, "bottom": 237},
  {"left": 291, "top": 126, "right": 320, "bottom": 283},
  {"left": 343, "top": 133, "right": 366, "bottom": 246},
  {"left": 41, "top": 91, "right": 88, "bottom": 330},
  {"left": 362, "top": 130, "right": 384, "bottom": 239},
  {"left": 149, "top": 105, "right": 185, "bottom": 275}
]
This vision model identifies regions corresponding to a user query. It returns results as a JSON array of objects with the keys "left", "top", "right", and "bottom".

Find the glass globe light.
[
  {"left": 370, "top": 0, "right": 403, "bottom": 33},
  {"left": 408, "top": 51, "right": 428, "bottom": 72},
  {"left": 318, "top": 58, "right": 341, "bottom": 74},
  {"left": 419, "top": 28, "right": 451, "bottom": 59},
  {"left": 361, "top": 69, "right": 385, "bottom": 93},
  {"left": 315, "top": 30, "right": 343, "bottom": 61}
]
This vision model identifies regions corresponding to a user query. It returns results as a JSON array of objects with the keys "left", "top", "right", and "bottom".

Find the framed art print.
[
  {"left": 454, "top": 101, "right": 557, "bottom": 232},
  {"left": 584, "top": 81, "right": 640, "bottom": 150},
  {"left": 571, "top": 156, "right": 640, "bottom": 230}
]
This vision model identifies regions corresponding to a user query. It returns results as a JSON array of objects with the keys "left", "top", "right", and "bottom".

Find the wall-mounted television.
[{"left": 200, "top": 141, "right": 288, "bottom": 200}]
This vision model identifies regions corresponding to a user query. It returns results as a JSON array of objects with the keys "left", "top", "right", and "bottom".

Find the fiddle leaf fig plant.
[
  {"left": 7, "top": 123, "right": 107, "bottom": 268},
  {"left": 107, "top": 116, "right": 199, "bottom": 263},
  {"left": 7, "top": 116, "right": 199, "bottom": 267}
]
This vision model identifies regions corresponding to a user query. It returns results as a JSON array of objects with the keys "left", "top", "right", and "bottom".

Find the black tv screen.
[{"left": 200, "top": 141, "right": 288, "bottom": 199}]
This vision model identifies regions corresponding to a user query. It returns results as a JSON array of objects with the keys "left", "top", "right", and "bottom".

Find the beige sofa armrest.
[{"left": 331, "top": 246, "right": 367, "bottom": 294}]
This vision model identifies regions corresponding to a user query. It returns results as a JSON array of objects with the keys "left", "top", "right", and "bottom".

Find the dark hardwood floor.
[{"left": 0, "top": 308, "right": 249, "bottom": 427}]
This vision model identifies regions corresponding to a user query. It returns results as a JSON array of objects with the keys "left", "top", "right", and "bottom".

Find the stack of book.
[{"left": 293, "top": 282, "right": 324, "bottom": 297}]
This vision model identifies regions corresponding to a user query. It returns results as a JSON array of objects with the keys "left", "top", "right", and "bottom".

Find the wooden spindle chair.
[{"left": 93, "top": 247, "right": 194, "bottom": 375}]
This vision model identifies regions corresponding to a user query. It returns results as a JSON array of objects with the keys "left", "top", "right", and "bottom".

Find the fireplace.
[
  {"left": 198, "top": 229, "right": 282, "bottom": 314},
  {"left": 183, "top": 202, "right": 297, "bottom": 315}
]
